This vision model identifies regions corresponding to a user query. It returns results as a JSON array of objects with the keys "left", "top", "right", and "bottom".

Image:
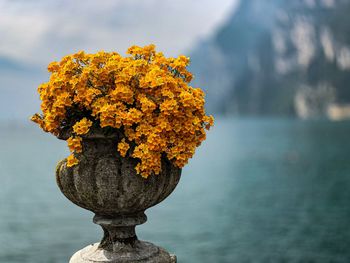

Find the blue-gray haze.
[{"left": 1, "top": 118, "right": 350, "bottom": 262}]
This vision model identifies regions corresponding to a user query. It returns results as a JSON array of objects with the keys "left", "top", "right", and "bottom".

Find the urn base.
[{"left": 69, "top": 242, "right": 177, "bottom": 263}]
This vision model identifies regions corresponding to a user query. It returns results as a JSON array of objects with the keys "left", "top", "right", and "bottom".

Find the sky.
[
  {"left": 0, "top": 0, "right": 238, "bottom": 121},
  {"left": 0, "top": 0, "right": 238, "bottom": 67}
]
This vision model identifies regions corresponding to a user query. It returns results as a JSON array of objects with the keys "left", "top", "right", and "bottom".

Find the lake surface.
[{"left": 1, "top": 118, "right": 350, "bottom": 263}]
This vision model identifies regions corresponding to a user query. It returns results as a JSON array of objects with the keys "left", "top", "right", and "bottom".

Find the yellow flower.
[
  {"left": 30, "top": 113, "right": 44, "bottom": 127},
  {"left": 31, "top": 44, "right": 214, "bottom": 178},
  {"left": 160, "top": 99, "right": 178, "bottom": 114},
  {"left": 117, "top": 139, "right": 130, "bottom": 157},
  {"left": 73, "top": 118, "right": 93, "bottom": 135},
  {"left": 67, "top": 136, "right": 82, "bottom": 153},
  {"left": 139, "top": 95, "right": 157, "bottom": 113},
  {"left": 67, "top": 154, "right": 79, "bottom": 167},
  {"left": 47, "top": 62, "right": 60, "bottom": 72},
  {"left": 83, "top": 88, "right": 102, "bottom": 107},
  {"left": 109, "top": 83, "right": 134, "bottom": 104}
]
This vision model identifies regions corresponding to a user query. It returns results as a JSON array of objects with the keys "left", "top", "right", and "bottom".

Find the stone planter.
[{"left": 56, "top": 129, "right": 181, "bottom": 262}]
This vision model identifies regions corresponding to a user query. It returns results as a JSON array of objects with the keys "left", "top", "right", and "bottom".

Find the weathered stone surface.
[
  {"left": 56, "top": 130, "right": 181, "bottom": 262},
  {"left": 69, "top": 242, "right": 177, "bottom": 263},
  {"left": 56, "top": 135, "right": 181, "bottom": 216}
]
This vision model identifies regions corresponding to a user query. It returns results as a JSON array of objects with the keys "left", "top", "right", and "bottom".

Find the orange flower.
[
  {"left": 67, "top": 154, "right": 79, "bottom": 167},
  {"left": 47, "top": 62, "right": 60, "bottom": 72},
  {"left": 31, "top": 114, "right": 44, "bottom": 128},
  {"left": 31, "top": 44, "right": 214, "bottom": 178},
  {"left": 67, "top": 136, "right": 82, "bottom": 153},
  {"left": 117, "top": 139, "right": 130, "bottom": 157},
  {"left": 73, "top": 118, "right": 93, "bottom": 135},
  {"left": 139, "top": 95, "right": 157, "bottom": 113}
]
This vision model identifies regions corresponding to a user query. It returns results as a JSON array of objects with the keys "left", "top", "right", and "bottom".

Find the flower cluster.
[{"left": 31, "top": 44, "right": 214, "bottom": 178}]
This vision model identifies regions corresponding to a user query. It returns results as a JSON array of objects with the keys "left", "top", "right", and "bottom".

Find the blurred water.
[{"left": 1, "top": 118, "right": 350, "bottom": 263}]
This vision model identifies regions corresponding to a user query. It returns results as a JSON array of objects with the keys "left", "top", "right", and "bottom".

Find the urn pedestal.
[{"left": 56, "top": 131, "right": 181, "bottom": 262}]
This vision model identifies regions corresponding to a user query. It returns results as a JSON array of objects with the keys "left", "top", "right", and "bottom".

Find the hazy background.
[
  {"left": 0, "top": 0, "right": 237, "bottom": 121},
  {"left": 1, "top": 0, "right": 350, "bottom": 262}
]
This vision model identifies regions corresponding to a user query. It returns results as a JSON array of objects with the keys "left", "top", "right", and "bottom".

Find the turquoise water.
[{"left": 1, "top": 118, "right": 350, "bottom": 262}]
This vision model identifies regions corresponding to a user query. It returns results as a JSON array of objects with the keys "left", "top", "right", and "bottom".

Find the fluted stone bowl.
[
  {"left": 56, "top": 141, "right": 181, "bottom": 217},
  {"left": 55, "top": 129, "right": 181, "bottom": 262}
]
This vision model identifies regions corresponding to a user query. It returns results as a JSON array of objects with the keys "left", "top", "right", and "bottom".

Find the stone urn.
[{"left": 55, "top": 129, "right": 181, "bottom": 263}]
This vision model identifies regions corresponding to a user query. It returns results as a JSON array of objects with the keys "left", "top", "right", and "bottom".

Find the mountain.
[{"left": 190, "top": 0, "right": 350, "bottom": 118}]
